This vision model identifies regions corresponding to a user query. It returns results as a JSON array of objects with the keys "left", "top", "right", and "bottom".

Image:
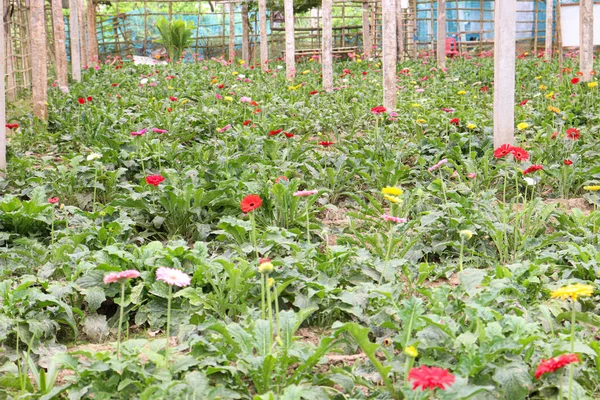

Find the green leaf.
[{"left": 492, "top": 362, "right": 532, "bottom": 400}]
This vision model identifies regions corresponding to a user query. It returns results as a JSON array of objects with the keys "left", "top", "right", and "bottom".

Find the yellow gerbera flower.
[
  {"left": 210, "top": 79, "right": 219, "bottom": 84},
  {"left": 457, "top": 90, "right": 466, "bottom": 95},
  {"left": 232, "top": 71, "right": 239, "bottom": 75},
  {"left": 181, "top": 99, "right": 189, "bottom": 105},
  {"left": 467, "top": 123, "right": 477, "bottom": 129},
  {"left": 302, "top": 70, "right": 310, "bottom": 75},
  {"left": 517, "top": 122, "right": 529, "bottom": 130},
  {"left": 535, "top": 76, "right": 542, "bottom": 80},
  {"left": 588, "top": 81, "right": 598, "bottom": 88},
  {"left": 412, "top": 103, "right": 421, "bottom": 108},
  {"left": 382, "top": 187, "right": 403, "bottom": 196},
  {"left": 540, "top": 85, "right": 547, "bottom": 91},
  {"left": 384, "top": 195, "right": 402, "bottom": 204},
  {"left": 548, "top": 106, "right": 561, "bottom": 113},
  {"left": 238, "top": 59, "right": 246, "bottom": 65},
  {"left": 550, "top": 284, "right": 594, "bottom": 301},
  {"left": 405, "top": 346, "right": 418, "bottom": 358},
  {"left": 545, "top": 92, "right": 554, "bottom": 99},
  {"left": 584, "top": 185, "right": 600, "bottom": 191},
  {"left": 224, "top": 96, "right": 233, "bottom": 101},
  {"left": 416, "top": 119, "right": 427, "bottom": 124}
]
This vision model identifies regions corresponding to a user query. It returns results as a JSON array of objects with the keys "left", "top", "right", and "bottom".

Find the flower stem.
[
  {"left": 305, "top": 201, "right": 310, "bottom": 244},
  {"left": 568, "top": 299, "right": 576, "bottom": 400},
  {"left": 266, "top": 273, "right": 274, "bottom": 352},
  {"left": 117, "top": 281, "right": 125, "bottom": 359},
  {"left": 459, "top": 237, "right": 465, "bottom": 272},
  {"left": 165, "top": 284, "right": 172, "bottom": 366},
  {"left": 379, "top": 223, "right": 395, "bottom": 285},
  {"left": 260, "top": 272, "right": 266, "bottom": 320},
  {"left": 273, "top": 281, "right": 281, "bottom": 340},
  {"left": 92, "top": 167, "right": 98, "bottom": 214},
  {"left": 250, "top": 212, "right": 258, "bottom": 262}
]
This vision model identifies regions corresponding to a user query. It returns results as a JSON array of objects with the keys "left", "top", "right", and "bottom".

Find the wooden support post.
[
  {"left": 284, "top": 0, "right": 295, "bottom": 79},
  {"left": 229, "top": 3, "right": 235, "bottom": 61},
  {"left": 78, "top": 0, "right": 88, "bottom": 67},
  {"left": 580, "top": 0, "right": 594, "bottom": 81},
  {"left": 30, "top": 0, "right": 47, "bottom": 119},
  {"left": 362, "top": 2, "right": 371, "bottom": 57},
  {"left": 382, "top": 0, "right": 397, "bottom": 109},
  {"left": 493, "top": 0, "right": 516, "bottom": 148},
  {"left": 258, "top": 0, "right": 268, "bottom": 70},
  {"left": 533, "top": 0, "right": 540, "bottom": 53},
  {"left": 544, "top": 0, "right": 553, "bottom": 60},
  {"left": 70, "top": 0, "right": 82, "bottom": 82},
  {"left": 437, "top": 0, "right": 446, "bottom": 68},
  {"left": 322, "top": 0, "right": 333, "bottom": 92},
  {"left": 556, "top": 1, "right": 563, "bottom": 73},
  {"left": 51, "top": 0, "right": 69, "bottom": 92},
  {"left": 397, "top": 0, "right": 404, "bottom": 61},
  {"left": 87, "top": 0, "right": 98, "bottom": 64},
  {"left": 242, "top": 3, "right": 249, "bottom": 63},
  {"left": 0, "top": 0, "right": 6, "bottom": 173}
]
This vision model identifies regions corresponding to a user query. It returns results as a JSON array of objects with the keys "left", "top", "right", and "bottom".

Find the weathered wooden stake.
[
  {"left": 580, "top": 0, "right": 594, "bottom": 81},
  {"left": 70, "top": 0, "right": 82, "bottom": 82},
  {"left": 258, "top": 0, "right": 268, "bottom": 70},
  {"left": 362, "top": 2, "right": 371, "bottom": 57},
  {"left": 87, "top": 0, "right": 98, "bottom": 64},
  {"left": 437, "top": 0, "right": 446, "bottom": 68},
  {"left": 382, "top": 0, "right": 397, "bottom": 109},
  {"left": 322, "top": 0, "right": 333, "bottom": 92},
  {"left": 397, "top": 0, "right": 404, "bottom": 61},
  {"left": 229, "top": 3, "right": 235, "bottom": 61},
  {"left": 544, "top": 0, "right": 553, "bottom": 60},
  {"left": 51, "top": 0, "right": 69, "bottom": 92},
  {"left": 78, "top": 0, "right": 88, "bottom": 67},
  {"left": 284, "top": 0, "right": 295, "bottom": 79},
  {"left": 493, "top": 0, "right": 516, "bottom": 148},
  {"left": 30, "top": 0, "right": 47, "bottom": 119},
  {"left": 0, "top": 0, "right": 6, "bottom": 173},
  {"left": 242, "top": 3, "right": 250, "bottom": 63}
]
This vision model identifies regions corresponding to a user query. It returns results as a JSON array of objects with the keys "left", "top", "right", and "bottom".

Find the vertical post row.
[
  {"left": 493, "top": 0, "right": 517, "bottom": 148},
  {"left": 580, "top": 0, "right": 594, "bottom": 81},
  {"left": 284, "top": 0, "right": 295, "bottom": 79},
  {"left": 437, "top": 0, "right": 446, "bottom": 68},
  {"left": 242, "top": 3, "right": 250, "bottom": 63},
  {"left": 322, "top": 0, "right": 333, "bottom": 92},
  {"left": 78, "top": 0, "right": 88, "bottom": 67},
  {"left": 0, "top": 0, "right": 6, "bottom": 173},
  {"left": 30, "top": 0, "right": 47, "bottom": 119},
  {"left": 362, "top": 2, "right": 371, "bottom": 58},
  {"left": 544, "top": 0, "right": 553, "bottom": 60},
  {"left": 229, "top": 3, "right": 235, "bottom": 61},
  {"left": 397, "top": 0, "right": 404, "bottom": 61},
  {"left": 258, "top": 0, "right": 268, "bottom": 70},
  {"left": 70, "top": 0, "right": 82, "bottom": 82},
  {"left": 382, "top": 0, "right": 397, "bottom": 109},
  {"left": 51, "top": 0, "right": 69, "bottom": 92},
  {"left": 87, "top": 0, "right": 98, "bottom": 64}
]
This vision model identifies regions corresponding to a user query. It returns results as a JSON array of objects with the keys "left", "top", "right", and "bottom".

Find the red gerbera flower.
[
  {"left": 362, "top": 71, "right": 367, "bottom": 75},
  {"left": 535, "top": 354, "right": 579, "bottom": 379},
  {"left": 87, "top": 96, "right": 93, "bottom": 102},
  {"left": 243, "top": 120, "right": 252, "bottom": 126},
  {"left": 522, "top": 164, "right": 544, "bottom": 175},
  {"left": 145, "top": 175, "right": 165, "bottom": 186},
  {"left": 250, "top": 101, "right": 259, "bottom": 106},
  {"left": 566, "top": 128, "right": 580, "bottom": 140},
  {"left": 48, "top": 197, "right": 60, "bottom": 204},
  {"left": 240, "top": 194, "right": 262, "bottom": 213},
  {"left": 78, "top": 97, "right": 85, "bottom": 105},
  {"left": 371, "top": 106, "right": 387, "bottom": 115},
  {"left": 564, "top": 159, "right": 573, "bottom": 166},
  {"left": 519, "top": 99, "right": 529, "bottom": 106},
  {"left": 571, "top": 77, "right": 580, "bottom": 85},
  {"left": 253, "top": 108, "right": 262, "bottom": 114},
  {"left": 551, "top": 131, "right": 559, "bottom": 139},
  {"left": 111, "top": 83, "right": 119, "bottom": 87},
  {"left": 275, "top": 176, "right": 289, "bottom": 184},
  {"left": 408, "top": 366, "right": 455, "bottom": 391},
  {"left": 269, "top": 129, "right": 283, "bottom": 136},
  {"left": 494, "top": 144, "right": 515, "bottom": 158},
  {"left": 309, "top": 90, "right": 319, "bottom": 95},
  {"left": 284, "top": 132, "right": 294, "bottom": 138},
  {"left": 319, "top": 141, "right": 334, "bottom": 147},
  {"left": 450, "top": 118, "right": 460, "bottom": 126},
  {"left": 217, "top": 84, "right": 225, "bottom": 89},
  {"left": 169, "top": 96, "right": 178, "bottom": 102},
  {"left": 480, "top": 85, "right": 489, "bottom": 92},
  {"left": 5, "top": 123, "right": 19, "bottom": 129},
  {"left": 511, "top": 146, "right": 529, "bottom": 162},
  {"left": 167, "top": 107, "right": 172, "bottom": 113}
]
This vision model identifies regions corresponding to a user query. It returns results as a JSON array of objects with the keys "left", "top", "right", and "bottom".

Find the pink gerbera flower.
[
  {"left": 382, "top": 214, "right": 408, "bottom": 223},
  {"left": 294, "top": 190, "right": 318, "bottom": 197},
  {"left": 156, "top": 267, "right": 191, "bottom": 287},
  {"left": 103, "top": 270, "right": 141, "bottom": 284}
]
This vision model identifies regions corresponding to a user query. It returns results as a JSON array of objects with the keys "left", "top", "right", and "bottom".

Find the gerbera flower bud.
[{"left": 258, "top": 261, "right": 274, "bottom": 274}]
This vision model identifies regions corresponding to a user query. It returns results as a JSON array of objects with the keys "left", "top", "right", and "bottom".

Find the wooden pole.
[
  {"left": 533, "top": 0, "right": 540, "bottom": 54},
  {"left": 284, "top": 0, "right": 295, "bottom": 79},
  {"left": 258, "top": 0, "right": 268, "bottom": 70},
  {"left": 437, "top": 0, "right": 446, "bottom": 68},
  {"left": 493, "top": 0, "right": 516, "bottom": 148},
  {"left": 0, "top": 0, "right": 6, "bottom": 173},
  {"left": 382, "top": 0, "right": 397, "bottom": 109},
  {"left": 70, "top": 0, "right": 82, "bottom": 82},
  {"left": 322, "top": 0, "right": 333, "bottom": 92},
  {"left": 241, "top": 3, "right": 249, "bottom": 63},
  {"left": 78, "top": 0, "right": 88, "bottom": 67},
  {"left": 544, "top": 0, "right": 553, "bottom": 60},
  {"left": 51, "top": 0, "right": 69, "bottom": 92},
  {"left": 228, "top": 3, "right": 235, "bottom": 61},
  {"left": 87, "top": 0, "right": 98, "bottom": 64},
  {"left": 556, "top": 0, "right": 563, "bottom": 73},
  {"left": 362, "top": 2, "right": 371, "bottom": 57},
  {"left": 580, "top": 0, "right": 594, "bottom": 81},
  {"left": 397, "top": 0, "right": 404, "bottom": 61},
  {"left": 30, "top": 0, "right": 47, "bottom": 119}
]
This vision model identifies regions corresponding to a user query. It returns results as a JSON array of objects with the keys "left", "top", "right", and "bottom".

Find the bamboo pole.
[
  {"left": 284, "top": 0, "right": 295, "bottom": 79},
  {"left": 322, "top": 0, "right": 333, "bottom": 92},
  {"left": 87, "top": 0, "right": 98, "bottom": 64},
  {"left": 78, "top": 0, "right": 88, "bottom": 67},
  {"left": 30, "top": 0, "right": 47, "bottom": 119},
  {"left": 0, "top": 0, "right": 6, "bottom": 173},
  {"left": 544, "top": 0, "right": 553, "bottom": 60},
  {"left": 383, "top": 0, "right": 397, "bottom": 109},
  {"left": 242, "top": 3, "right": 249, "bottom": 62},
  {"left": 493, "top": 0, "right": 516, "bottom": 148},
  {"left": 580, "top": 0, "right": 594, "bottom": 81},
  {"left": 437, "top": 0, "right": 446, "bottom": 68},
  {"left": 258, "top": 0, "right": 268, "bottom": 70},
  {"left": 51, "top": 0, "right": 69, "bottom": 92},
  {"left": 362, "top": 2, "right": 371, "bottom": 57},
  {"left": 228, "top": 3, "right": 235, "bottom": 60},
  {"left": 70, "top": 0, "right": 82, "bottom": 81}
]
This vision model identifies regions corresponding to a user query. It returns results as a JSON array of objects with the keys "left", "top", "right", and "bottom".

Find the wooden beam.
[
  {"left": 0, "top": 0, "right": 6, "bottom": 173},
  {"left": 258, "top": 0, "right": 268, "bottom": 70},
  {"left": 322, "top": 0, "right": 333, "bottom": 92},
  {"left": 242, "top": 3, "right": 249, "bottom": 62},
  {"left": 284, "top": 0, "right": 295, "bottom": 79},
  {"left": 580, "top": 0, "right": 594, "bottom": 81},
  {"left": 544, "top": 0, "right": 553, "bottom": 60},
  {"left": 51, "top": 0, "right": 69, "bottom": 92},
  {"left": 362, "top": 2, "right": 371, "bottom": 57},
  {"left": 70, "top": 0, "right": 82, "bottom": 82},
  {"left": 493, "top": 0, "right": 516, "bottom": 148},
  {"left": 228, "top": 3, "right": 235, "bottom": 60},
  {"left": 78, "top": 0, "right": 88, "bottom": 67},
  {"left": 382, "top": 0, "right": 397, "bottom": 109},
  {"left": 87, "top": 0, "right": 99, "bottom": 64},
  {"left": 397, "top": 0, "right": 404, "bottom": 61},
  {"left": 30, "top": 0, "right": 47, "bottom": 119},
  {"left": 437, "top": 0, "right": 446, "bottom": 68}
]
